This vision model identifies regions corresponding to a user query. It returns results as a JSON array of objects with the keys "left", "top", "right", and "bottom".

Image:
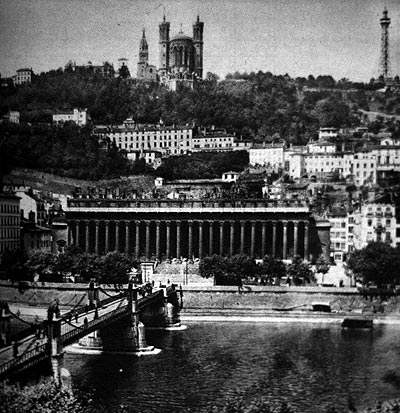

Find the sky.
[{"left": 1, "top": 0, "right": 400, "bottom": 82}]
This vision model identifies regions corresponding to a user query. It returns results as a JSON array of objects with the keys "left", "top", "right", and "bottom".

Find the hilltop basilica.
[{"left": 137, "top": 14, "right": 204, "bottom": 90}]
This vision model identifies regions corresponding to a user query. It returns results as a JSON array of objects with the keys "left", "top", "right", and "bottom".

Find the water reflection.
[{"left": 65, "top": 322, "right": 400, "bottom": 412}]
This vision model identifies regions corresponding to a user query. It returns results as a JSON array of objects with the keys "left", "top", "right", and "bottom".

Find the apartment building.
[
  {"left": 53, "top": 108, "right": 90, "bottom": 126},
  {"left": 0, "top": 193, "right": 21, "bottom": 261},
  {"left": 248, "top": 143, "right": 285, "bottom": 170},
  {"left": 352, "top": 203, "right": 397, "bottom": 249}
]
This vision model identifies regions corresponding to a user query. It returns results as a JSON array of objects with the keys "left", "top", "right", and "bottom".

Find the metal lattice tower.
[{"left": 380, "top": 7, "right": 391, "bottom": 78}]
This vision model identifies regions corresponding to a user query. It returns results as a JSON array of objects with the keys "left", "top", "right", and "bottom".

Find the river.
[{"left": 65, "top": 321, "right": 400, "bottom": 412}]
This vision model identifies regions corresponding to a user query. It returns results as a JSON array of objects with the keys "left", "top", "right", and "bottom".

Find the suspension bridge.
[{"left": 0, "top": 281, "right": 182, "bottom": 383}]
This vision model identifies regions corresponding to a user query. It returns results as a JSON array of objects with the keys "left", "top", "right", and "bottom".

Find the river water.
[{"left": 65, "top": 322, "right": 400, "bottom": 412}]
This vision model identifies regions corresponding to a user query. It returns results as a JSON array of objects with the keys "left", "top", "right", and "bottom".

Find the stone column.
[
  {"left": 115, "top": 220, "right": 120, "bottom": 252},
  {"left": 293, "top": 221, "right": 299, "bottom": 257},
  {"left": 176, "top": 221, "right": 181, "bottom": 258},
  {"left": 240, "top": 221, "right": 245, "bottom": 255},
  {"left": 198, "top": 221, "right": 203, "bottom": 258},
  {"left": 75, "top": 220, "right": 80, "bottom": 247},
  {"left": 209, "top": 221, "right": 214, "bottom": 255},
  {"left": 95, "top": 220, "right": 100, "bottom": 255},
  {"left": 85, "top": 220, "right": 90, "bottom": 252},
  {"left": 156, "top": 221, "right": 161, "bottom": 259},
  {"left": 282, "top": 221, "right": 288, "bottom": 260},
  {"left": 145, "top": 221, "right": 150, "bottom": 259},
  {"left": 250, "top": 221, "right": 256, "bottom": 258},
  {"left": 188, "top": 220, "right": 193, "bottom": 258},
  {"left": 125, "top": 221, "right": 130, "bottom": 254},
  {"left": 304, "top": 221, "right": 309, "bottom": 261},
  {"left": 135, "top": 221, "right": 140, "bottom": 258},
  {"left": 67, "top": 223, "right": 72, "bottom": 245},
  {"left": 261, "top": 221, "right": 266, "bottom": 258},
  {"left": 272, "top": 221, "right": 277, "bottom": 258},
  {"left": 229, "top": 221, "right": 235, "bottom": 256},
  {"left": 166, "top": 221, "right": 171, "bottom": 259},
  {"left": 219, "top": 221, "right": 224, "bottom": 256},
  {"left": 104, "top": 220, "right": 110, "bottom": 253}
]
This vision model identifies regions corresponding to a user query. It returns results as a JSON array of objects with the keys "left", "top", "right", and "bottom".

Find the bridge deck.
[{"left": 0, "top": 287, "right": 169, "bottom": 380}]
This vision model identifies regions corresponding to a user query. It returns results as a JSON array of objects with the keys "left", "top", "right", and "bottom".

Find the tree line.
[
  {"left": 4, "top": 68, "right": 400, "bottom": 143},
  {"left": 0, "top": 247, "right": 139, "bottom": 285}
]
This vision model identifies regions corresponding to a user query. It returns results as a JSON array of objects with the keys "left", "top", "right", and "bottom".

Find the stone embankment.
[{"left": 2, "top": 280, "right": 400, "bottom": 324}]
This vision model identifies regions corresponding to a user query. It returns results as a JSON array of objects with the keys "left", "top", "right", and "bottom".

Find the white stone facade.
[
  {"left": 249, "top": 144, "right": 285, "bottom": 170},
  {"left": 352, "top": 203, "right": 396, "bottom": 249},
  {"left": 53, "top": 108, "right": 89, "bottom": 126}
]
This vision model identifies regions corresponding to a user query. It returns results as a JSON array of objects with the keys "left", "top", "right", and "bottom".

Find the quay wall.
[
  {"left": 2, "top": 281, "right": 400, "bottom": 318},
  {"left": 0, "top": 281, "right": 121, "bottom": 309},
  {"left": 181, "top": 285, "right": 400, "bottom": 315}
]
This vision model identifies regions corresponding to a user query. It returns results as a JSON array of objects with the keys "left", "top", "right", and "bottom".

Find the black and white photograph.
[{"left": 1, "top": 0, "right": 400, "bottom": 412}]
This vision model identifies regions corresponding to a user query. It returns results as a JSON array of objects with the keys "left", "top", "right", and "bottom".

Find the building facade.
[
  {"left": 14, "top": 68, "right": 33, "bottom": 85},
  {"left": 65, "top": 198, "right": 325, "bottom": 262},
  {"left": 249, "top": 144, "right": 285, "bottom": 170},
  {"left": 0, "top": 194, "right": 20, "bottom": 261},
  {"left": 96, "top": 121, "right": 194, "bottom": 156},
  {"left": 53, "top": 108, "right": 90, "bottom": 126},
  {"left": 352, "top": 203, "right": 396, "bottom": 249}
]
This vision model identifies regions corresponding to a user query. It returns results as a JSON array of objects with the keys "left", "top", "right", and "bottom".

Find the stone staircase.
[{"left": 152, "top": 260, "right": 213, "bottom": 286}]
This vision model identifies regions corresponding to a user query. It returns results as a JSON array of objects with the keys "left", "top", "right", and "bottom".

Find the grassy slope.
[{"left": 5, "top": 168, "right": 155, "bottom": 196}]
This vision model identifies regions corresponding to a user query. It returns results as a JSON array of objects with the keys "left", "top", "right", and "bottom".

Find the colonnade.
[{"left": 68, "top": 218, "right": 310, "bottom": 261}]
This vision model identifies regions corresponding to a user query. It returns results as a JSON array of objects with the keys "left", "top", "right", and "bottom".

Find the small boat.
[
  {"left": 341, "top": 318, "right": 373, "bottom": 329},
  {"left": 312, "top": 302, "right": 331, "bottom": 312}
]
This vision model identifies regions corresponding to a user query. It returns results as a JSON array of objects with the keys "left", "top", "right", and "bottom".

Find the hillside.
[{"left": 5, "top": 168, "right": 155, "bottom": 196}]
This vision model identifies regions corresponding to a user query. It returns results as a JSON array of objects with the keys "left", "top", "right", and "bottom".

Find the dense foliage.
[
  {"left": 346, "top": 242, "right": 400, "bottom": 287},
  {"left": 199, "top": 255, "right": 312, "bottom": 285},
  {"left": 156, "top": 150, "right": 249, "bottom": 180},
  {"left": 3, "top": 68, "right": 399, "bottom": 143},
  {"left": 0, "top": 122, "right": 150, "bottom": 180},
  {"left": 0, "top": 247, "right": 138, "bottom": 284},
  {"left": 0, "top": 379, "right": 97, "bottom": 413}
]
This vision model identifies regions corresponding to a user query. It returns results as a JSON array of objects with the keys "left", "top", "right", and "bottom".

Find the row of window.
[
  {"left": 0, "top": 229, "right": 20, "bottom": 239},
  {"left": 0, "top": 216, "right": 19, "bottom": 226},
  {"left": 110, "top": 131, "right": 191, "bottom": 138},
  {"left": 30, "top": 239, "right": 50, "bottom": 249},
  {"left": 0, "top": 241, "right": 20, "bottom": 253},
  {"left": 0, "top": 203, "right": 19, "bottom": 214},
  {"left": 367, "top": 219, "right": 392, "bottom": 227}
]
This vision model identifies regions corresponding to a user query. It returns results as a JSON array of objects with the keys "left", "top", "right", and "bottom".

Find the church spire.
[{"left": 139, "top": 28, "right": 148, "bottom": 63}]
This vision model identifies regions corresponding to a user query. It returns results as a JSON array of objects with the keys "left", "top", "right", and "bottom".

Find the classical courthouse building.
[{"left": 65, "top": 195, "right": 331, "bottom": 263}]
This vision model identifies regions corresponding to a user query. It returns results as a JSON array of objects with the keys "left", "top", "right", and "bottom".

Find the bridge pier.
[{"left": 47, "top": 317, "right": 68, "bottom": 388}]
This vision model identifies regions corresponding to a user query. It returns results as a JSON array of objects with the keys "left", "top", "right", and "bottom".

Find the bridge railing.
[
  {"left": 60, "top": 304, "right": 128, "bottom": 344},
  {"left": 0, "top": 342, "right": 47, "bottom": 379}
]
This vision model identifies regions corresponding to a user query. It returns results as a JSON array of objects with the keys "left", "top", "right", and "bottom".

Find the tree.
[
  {"left": 346, "top": 242, "right": 400, "bottom": 287},
  {"left": 118, "top": 64, "right": 130, "bottom": 79},
  {"left": 199, "top": 255, "right": 257, "bottom": 285},
  {"left": 0, "top": 378, "right": 102, "bottom": 413},
  {"left": 0, "top": 249, "right": 29, "bottom": 281},
  {"left": 286, "top": 256, "right": 314, "bottom": 285},
  {"left": 259, "top": 255, "right": 286, "bottom": 283}
]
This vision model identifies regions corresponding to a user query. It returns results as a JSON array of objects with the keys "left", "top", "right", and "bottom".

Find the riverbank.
[{"left": 2, "top": 280, "right": 400, "bottom": 325}]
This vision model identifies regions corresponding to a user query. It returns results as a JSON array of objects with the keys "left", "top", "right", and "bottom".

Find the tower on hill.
[
  {"left": 380, "top": 7, "right": 391, "bottom": 79},
  {"left": 158, "top": 14, "right": 204, "bottom": 90},
  {"left": 136, "top": 29, "right": 157, "bottom": 81}
]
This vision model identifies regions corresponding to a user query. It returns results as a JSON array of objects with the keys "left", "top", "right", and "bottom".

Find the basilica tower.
[
  {"left": 159, "top": 14, "right": 170, "bottom": 77},
  {"left": 193, "top": 15, "right": 204, "bottom": 79},
  {"left": 138, "top": 29, "right": 149, "bottom": 64}
]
